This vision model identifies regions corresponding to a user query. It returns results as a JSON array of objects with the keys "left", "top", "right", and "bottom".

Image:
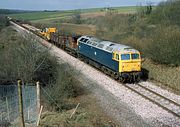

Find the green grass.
[
  {"left": 77, "top": 6, "right": 140, "bottom": 13},
  {"left": 31, "top": 15, "right": 71, "bottom": 23},
  {"left": 8, "top": 11, "right": 74, "bottom": 21},
  {"left": 142, "top": 59, "right": 180, "bottom": 92},
  {"left": 8, "top": 6, "right": 139, "bottom": 22},
  {"left": 110, "top": 6, "right": 142, "bottom": 13}
]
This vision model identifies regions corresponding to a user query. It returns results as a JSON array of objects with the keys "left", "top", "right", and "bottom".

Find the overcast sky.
[{"left": 0, "top": 0, "right": 166, "bottom": 10}]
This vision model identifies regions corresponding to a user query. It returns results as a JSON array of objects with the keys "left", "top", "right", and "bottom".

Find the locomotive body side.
[
  {"left": 77, "top": 36, "right": 142, "bottom": 82},
  {"left": 78, "top": 37, "right": 119, "bottom": 72}
]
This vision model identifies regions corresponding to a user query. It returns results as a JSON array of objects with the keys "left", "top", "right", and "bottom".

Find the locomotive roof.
[{"left": 78, "top": 36, "right": 139, "bottom": 53}]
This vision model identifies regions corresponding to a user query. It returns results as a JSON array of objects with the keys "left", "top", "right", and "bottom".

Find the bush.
[
  {"left": 0, "top": 27, "right": 80, "bottom": 115},
  {"left": 94, "top": 0, "right": 180, "bottom": 67},
  {"left": 44, "top": 64, "right": 81, "bottom": 111},
  {"left": 148, "top": 0, "right": 180, "bottom": 26},
  {"left": 0, "top": 15, "right": 9, "bottom": 30},
  {"left": 71, "top": 10, "right": 82, "bottom": 24},
  {"left": 146, "top": 25, "right": 180, "bottom": 66},
  {"left": 0, "top": 27, "right": 58, "bottom": 84}
]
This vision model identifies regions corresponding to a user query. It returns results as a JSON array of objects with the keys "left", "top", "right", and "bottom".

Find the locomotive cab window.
[
  {"left": 112, "top": 52, "right": 115, "bottom": 59},
  {"left": 116, "top": 54, "right": 119, "bottom": 60},
  {"left": 112, "top": 52, "right": 119, "bottom": 61},
  {"left": 131, "top": 53, "right": 140, "bottom": 59},
  {"left": 121, "top": 54, "right": 130, "bottom": 60}
]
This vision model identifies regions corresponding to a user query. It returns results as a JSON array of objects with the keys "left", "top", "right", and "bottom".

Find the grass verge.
[
  {"left": 40, "top": 62, "right": 117, "bottom": 126},
  {"left": 143, "top": 59, "right": 180, "bottom": 92},
  {"left": 40, "top": 92, "right": 117, "bottom": 127}
]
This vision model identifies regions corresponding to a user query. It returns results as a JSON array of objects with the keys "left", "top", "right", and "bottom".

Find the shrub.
[
  {"left": 71, "top": 10, "right": 82, "bottom": 24},
  {"left": 0, "top": 15, "right": 9, "bottom": 30},
  {"left": 0, "top": 27, "right": 58, "bottom": 83},
  {"left": 94, "top": 0, "right": 180, "bottom": 67},
  {"left": 44, "top": 64, "right": 81, "bottom": 111},
  {"left": 146, "top": 25, "right": 180, "bottom": 66},
  {"left": 148, "top": 0, "right": 180, "bottom": 26}
]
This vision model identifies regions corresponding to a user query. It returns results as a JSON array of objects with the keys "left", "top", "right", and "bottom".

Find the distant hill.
[{"left": 0, "top": 9, "right": 33, "bottom": 14}]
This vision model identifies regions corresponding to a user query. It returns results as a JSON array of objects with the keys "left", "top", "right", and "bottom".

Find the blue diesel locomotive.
[{"left": 77, "top": 36, "right": 142, "bottom": 82}]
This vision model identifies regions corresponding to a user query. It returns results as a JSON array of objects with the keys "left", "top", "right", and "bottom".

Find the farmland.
[
  {"left": 8, "top": 11, "right": 74, "bottom": 21},
  {"left": 7, "top": 1, "right": 180, "bottom": 91},
  {"left": 8, "top": 6, "right": 139, "bottom": 22}
]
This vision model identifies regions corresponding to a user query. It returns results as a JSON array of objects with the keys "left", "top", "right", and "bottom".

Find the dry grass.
[
  {"left": 80, "top": 12, "right": 106, "bottom": 19},
  {"left": 31, "top": 22, "right": 96, "bottom": 35},
  {"left": 60, "top": 23, "right": 96, "bottom": 35},
  {"left": 142, "top": 59, "right": 180, "bottom": 92},
  {"left": 40, "top": 92, "right": 117, "bottom": 127}
]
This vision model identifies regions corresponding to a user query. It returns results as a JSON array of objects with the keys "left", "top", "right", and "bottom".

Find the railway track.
[
  {"left": 124, "top": 83, "right": 180, "bottom": 118},
  {"left": 11, "top": 20, "right": 180, "bottom": 122}
]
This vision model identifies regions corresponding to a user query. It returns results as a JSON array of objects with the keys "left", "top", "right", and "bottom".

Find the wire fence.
[{"left": 0, "top": 83, "right": 38, "bottom": 127}]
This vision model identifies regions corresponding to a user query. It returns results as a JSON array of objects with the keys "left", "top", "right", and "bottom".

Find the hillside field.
[
  {"left": 8, "top": 6, "right": 139, "bottom": 22},
  {"left": 7, "top": 2, "right": 180, "bottom": 92}
]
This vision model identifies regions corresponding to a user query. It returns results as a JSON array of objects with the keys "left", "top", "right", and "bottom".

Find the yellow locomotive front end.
[
  {"left": 119, "top": 53, "right": 141, "bottom": 72},
  {"left": 118, "top": 49, "right": 142, "bottom": 82}
]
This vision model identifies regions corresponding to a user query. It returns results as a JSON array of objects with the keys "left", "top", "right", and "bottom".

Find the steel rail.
[
  {"left": 124, "top": 83, "right": 180, "bottom": 118},
  {"left": 11, "top": 20, "right": 180, "bottom": 118}
]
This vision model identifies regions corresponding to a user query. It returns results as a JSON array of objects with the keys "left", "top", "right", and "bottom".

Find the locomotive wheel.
[
  {"left": 85, "top": 58, "right": 89, "bottom": 64},
  {"left": 114, "top": 74, "right": 119, "bottom": 80},
  {"left": 119, "top": 76, "right": 125, "bottom": 83},
  {"left": 110, "top": 72, "right": 114, "bottom": 78},
  {"left": 136, "top": 75, "right": 141, "bottom": 82},
  {"left": 129, "top": 76, "right": 133, "bottom": 83}
]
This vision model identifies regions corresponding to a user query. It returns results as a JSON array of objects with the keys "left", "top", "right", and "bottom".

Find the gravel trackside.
[
  {"left": 47, "top": 42, "right": 180, "bottom": 127},
  {"left": 11, "top": 22, "right": 180, "bottom": 127}
]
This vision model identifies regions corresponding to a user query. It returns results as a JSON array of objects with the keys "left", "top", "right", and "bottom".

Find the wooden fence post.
[
  {"left": 37, "top": 105, "right": 43, "bottom": 126},
  {"left": 1, "top": 114, "right": 2, "bottom": 121},
  {"left": 36, "top": 81, "right": 40, "bottom": 113},
  {"left": 18, "top": 80, "right": 25, "bottom": 127},
  {"left": 6, "top": 97, "right": 10, "bottom": 121}
]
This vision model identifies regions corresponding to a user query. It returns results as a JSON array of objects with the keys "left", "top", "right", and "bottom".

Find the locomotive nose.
[{"left": 121, "top": 62, "right": 141, "bottom": 72}]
